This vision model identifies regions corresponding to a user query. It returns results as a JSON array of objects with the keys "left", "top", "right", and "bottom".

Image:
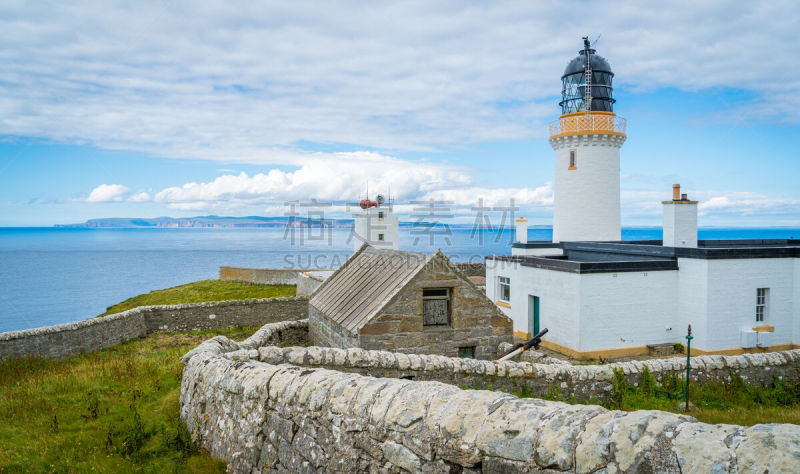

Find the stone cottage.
[{"left": 309, "top": 244, "right": 513, "bottom": 359}]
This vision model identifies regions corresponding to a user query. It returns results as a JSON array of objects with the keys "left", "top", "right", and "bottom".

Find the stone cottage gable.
[
  {"left": 309, "top": 245, "right": 432, "bottom": 334},
  {"left": 358, "top": 251, "right": 514, "bottom": 359}
]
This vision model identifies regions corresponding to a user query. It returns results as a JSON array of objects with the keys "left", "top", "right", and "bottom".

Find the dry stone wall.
[
  {"left": 253, "top": 344, "right": 800, "bottom": 402},
  {"left": 219, "top": 266, "right": 303, "bottom": 285},
  {"left": 180, "top": 325, "right": 800, "bottom": 473},
  {"left": 0, "top": 297, "right": 308, "bottom": 360}
]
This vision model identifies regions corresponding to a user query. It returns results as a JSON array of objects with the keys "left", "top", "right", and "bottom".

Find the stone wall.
[
  {"left": 455, "top": 262, "right": 485, "bottom": 277},
  {"left": 0, "top": 297, "right": 309, "bottom": 360},
  {"left": 357, "top": 256, "right": 513, "bottom": 360},
  {"left": 180, "top": 328, "right": 800, "bottom": 473},
  {"left": 0, "top": 310, "right": 149, "bottom": 361},
  {"left": 252, "top": 344, "right": 800, "bottom": 403},
  {"left": 142, "top": 297, "right": 308, "bottom": 332},
  {"left": 219, "top": 266, "right": 303, "bottom": 285},
  {"left": 296, "top": 271, "right": 331, "bottom": 297},
  {"left": 309, "top": 306, "right": 359, "bottom": 349}
]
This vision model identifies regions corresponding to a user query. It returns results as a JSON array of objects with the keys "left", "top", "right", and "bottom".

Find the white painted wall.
[
  {"left": 794, "top": 258, "right": 800, "bottom": 345},
  {"left": 490, "top": 252, "right": 799, "bottom": 355},
  {"left": 663, "top": 203, "right": 698, "bottom": 248},
  {"left": 352, "top": 206, "right": 399, "bottom": 252},
  {"left": 550, "top": 134, "right": 624, "bottom": 242},
  {"left": 514, "top": 219, "right": 527, "bottom": 244},
  {"left": 675, "top": 258, "right": 709, "bottom": 349},
  {"left": 577, "top": 270, "right": 678, "bottom": 351},
  {"left": 486, "top": 258, "right": 582, "bottom": 349},
  {"left": 704, "top": 258, "right": 796, "bottom": 350}
]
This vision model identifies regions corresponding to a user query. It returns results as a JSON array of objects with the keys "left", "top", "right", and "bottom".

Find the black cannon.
[{"left": 496, "top": 328, "right": 549, "bottom": 362}]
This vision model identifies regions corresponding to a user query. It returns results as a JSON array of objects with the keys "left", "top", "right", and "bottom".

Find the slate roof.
[{"left": 309, "top": 245, "right": 433, "bottom": 334}]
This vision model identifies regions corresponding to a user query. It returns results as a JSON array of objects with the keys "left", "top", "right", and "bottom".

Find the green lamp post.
[{"left": 683, "top": 324, "right": 693, "bottom": 412}]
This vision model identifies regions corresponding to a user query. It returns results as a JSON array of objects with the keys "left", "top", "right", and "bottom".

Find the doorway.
[{"left": 528, "top": 295, "right": 540, "bottom": 336}]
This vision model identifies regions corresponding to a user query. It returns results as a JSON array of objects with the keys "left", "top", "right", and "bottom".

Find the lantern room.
[{"left": 559, "top": 37, "right": 615, "bottom": 115}]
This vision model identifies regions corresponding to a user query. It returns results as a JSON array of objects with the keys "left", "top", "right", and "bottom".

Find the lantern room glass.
[{"left": 559, "top": 47, "right": 615, "bottom": 115}]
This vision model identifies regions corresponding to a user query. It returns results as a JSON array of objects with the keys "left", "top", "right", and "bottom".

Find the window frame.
[
  {"left": 497, "top": 276, "right": 511, "bottom": 303},
  {"left": 568, "top": 149, "right": 577, "bottom": 170},
  {"left": 422, "top": 287, "right": 451, "bottom": 327},
  {"left": 458, "top": 346, "right": 476, "bottom": 359},
  {"left": 377, "top": 233, "right": 385, "bottom": 241},
  {"left": 756, "top": 288, "right": 769, "bottom": 322}
]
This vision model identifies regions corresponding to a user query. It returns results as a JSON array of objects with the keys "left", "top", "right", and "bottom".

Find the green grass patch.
[
  {"left": 99, "top": 280, "right": 296, "bottom": 316},
  {"left": 511, "top": 366, "right": 800, "bottom": 426},
  {"left": 0, "top": 326, "right": 261, "bottom": 472}
]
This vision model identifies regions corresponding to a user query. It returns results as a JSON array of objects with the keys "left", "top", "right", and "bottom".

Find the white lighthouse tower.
[{"left": 549, "top": 38, "right": 626, "bottom": 243}]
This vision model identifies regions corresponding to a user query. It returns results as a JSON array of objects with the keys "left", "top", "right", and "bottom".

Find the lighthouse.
[{"left": 549, "top": 38, "right": 626, "bottom": 242}]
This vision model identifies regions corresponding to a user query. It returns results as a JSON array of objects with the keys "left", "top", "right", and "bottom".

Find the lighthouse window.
[
  {"left": 378, "top": 233, "right": 384, "bottom": 241},
  {"left": 756, "top": 288, "right": 769, "bottom": 322},
  {"left": 569, "top": 150, "right": 577, "bottom": 170},
  {"left": 378, "top": 211, "right": 384, "bottom": 219}
]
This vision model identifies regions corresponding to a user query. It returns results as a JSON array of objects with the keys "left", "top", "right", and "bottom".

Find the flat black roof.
[
  {"left": 494, "top": 239, "right": 799, "bottom": 274},
  {"left": 487, "top": 254, "right": 678, "bottom": 274}
]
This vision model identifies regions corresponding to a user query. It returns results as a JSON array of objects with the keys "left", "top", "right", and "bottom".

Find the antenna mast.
[{"left": 583, "top": 36, "right": 592, "bottom": 117}]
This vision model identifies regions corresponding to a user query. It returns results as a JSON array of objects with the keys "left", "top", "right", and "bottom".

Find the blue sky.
[{"left": 1, "top": 1, "right": 798, "bottom": 227}]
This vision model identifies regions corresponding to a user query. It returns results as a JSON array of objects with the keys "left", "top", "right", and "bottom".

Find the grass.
[
  {"left": 99, "top": 280, "right": 296, "bottom": 316},
  {"left": 0, "top": 326, "right": 261, "bottom": 473},
  {"left": 513, "top": 366, "right": 800, "bottom": 426}
]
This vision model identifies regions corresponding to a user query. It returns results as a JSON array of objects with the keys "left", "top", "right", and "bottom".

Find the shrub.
[
  {"left": 640, "top": 365, "right": 655, "bottom": 399},
  {"left": 609, "top": 368, "right": 628, "bottom": 410}
]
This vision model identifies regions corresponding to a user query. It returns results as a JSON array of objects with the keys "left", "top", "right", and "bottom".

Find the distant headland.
[{"left": 55, "top": 215, "right": 533, "bottom": 229}]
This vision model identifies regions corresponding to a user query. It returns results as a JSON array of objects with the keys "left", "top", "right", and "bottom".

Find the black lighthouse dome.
[{"left": 559, "top": 38, "right": 615, "bottom": 114}]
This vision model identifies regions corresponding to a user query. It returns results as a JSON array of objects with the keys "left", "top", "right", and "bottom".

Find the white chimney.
[
  {"left": 515, "top": 217, "right": 528, "bottom": 244},
  {"left": 662, "top": 184, "right": 698, "bottom": 248}
]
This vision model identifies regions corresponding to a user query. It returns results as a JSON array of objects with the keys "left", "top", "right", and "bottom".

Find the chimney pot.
[
  {"left": 672, "top": 184, "right": 681, "bottom": 201},
  {"left": 681, "top": 193, "right": 688, "bottom": 200}
]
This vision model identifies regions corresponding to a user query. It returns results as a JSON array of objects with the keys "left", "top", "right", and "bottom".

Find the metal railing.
[{"left": 549, "top": 113, "right": 626, "bottom": 139}]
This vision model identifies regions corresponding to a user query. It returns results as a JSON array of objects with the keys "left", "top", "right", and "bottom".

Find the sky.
[{"left": 0, "top": 1, "right": 799, "bottom": 227}]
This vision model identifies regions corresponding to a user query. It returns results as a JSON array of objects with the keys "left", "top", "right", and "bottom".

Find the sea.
[{"left": 1, "top": 226, "right": 799, "bottom": 333}]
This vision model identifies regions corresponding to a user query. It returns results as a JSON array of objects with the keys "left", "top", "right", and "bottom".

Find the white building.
[
  {"left": 486, "top": 39, "right": 800, "bottom": 359},
  {"left": 352, "top": 195, "right": 399, "bottom": 252}
]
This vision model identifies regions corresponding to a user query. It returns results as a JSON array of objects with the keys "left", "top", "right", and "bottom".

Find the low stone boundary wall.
[
  {"left": 219, "top": 266, "right": 304, "bottom": 285},
  {"left": 248, "top": 344, "right": 800, "bottom": 402},
  {"left": 296, "top": 271, "right": 332, "bottom": 297},
  {"left": 180, "top": 334, "right": 800, "bottom": 472},
  {"left": 0, "top": 297, "right": 309, "bottom": 360}
]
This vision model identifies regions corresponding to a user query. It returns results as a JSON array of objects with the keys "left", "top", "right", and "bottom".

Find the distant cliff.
[
  {"left": 56, "top": 215, "right": 521, "bottom": 229},
  {"left": 56, "top": 216, "right": 354, "bottom": 228}
]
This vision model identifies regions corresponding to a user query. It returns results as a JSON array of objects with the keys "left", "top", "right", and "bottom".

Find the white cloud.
[
  {"left": 86, "top": 184, "right": 128, "bottom": 202},
  {"left": 146, "top": 152, "right": 551, "bottom": 221},
  {"left": 128, "top": 191, "right": 150, "bottom": 202},
  {"left": 168, "top": 202, "right": 211, "bottom": 211},
  {"left": 0, "top": 2, "right": 797, "bottom": 162},
  {"left": 153, "top": 152, "right": 473, "bottom": 204},
  {"left": 621, "top": 188, "right": 800, "bottom": 225}
]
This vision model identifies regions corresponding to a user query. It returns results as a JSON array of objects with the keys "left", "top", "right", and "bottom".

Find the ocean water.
[{"left": 1, "top": 226, "right": 798, "bottom": 332}]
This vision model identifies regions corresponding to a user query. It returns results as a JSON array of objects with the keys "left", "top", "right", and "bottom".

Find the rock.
[{"left": 382, "top": 440, "right": 422, "bottom": 472}]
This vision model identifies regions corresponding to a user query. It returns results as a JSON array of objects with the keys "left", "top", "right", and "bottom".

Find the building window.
[
  {"left": 378, "top": 233, "right": 384, "bottom": 241},
  {"left": 498, "top": 276, "right": 510, "bottom": 303},
  {"left": 458, "top": 346, "right": 476, "bottom": 359},
  {"left": 568, "top": 150, "right": 577, "bottom": 170},
  {"left": 756, "top": 288, "right": 769, "bottom": 322},
  {"left": 422, "top": 288, "right": 450, "bottom": 326},
  {"left": 378, "top": 211, "right": 384, "bottom": 219}
]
